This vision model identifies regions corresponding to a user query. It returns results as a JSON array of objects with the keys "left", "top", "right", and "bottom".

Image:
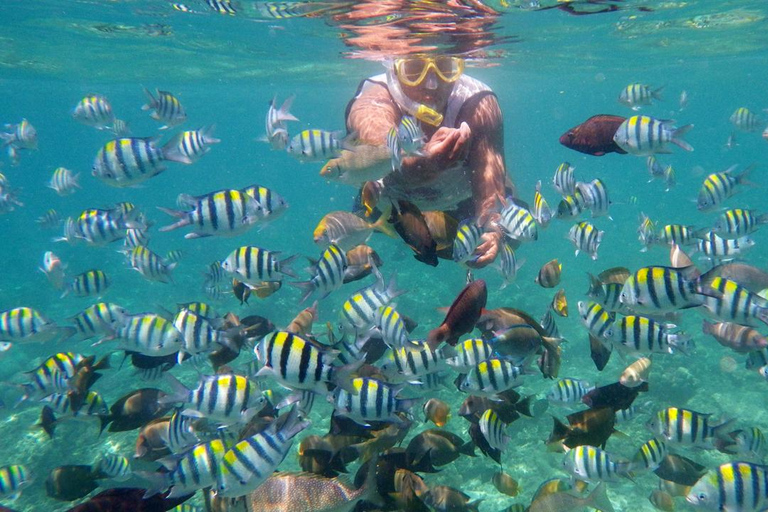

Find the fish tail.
[
  {"left": 157, "top": 374, "right": 189, "bottom": 406},
  {"left": 161, "top": 133, "right": 195, "bottom": 164},
  {"left": 277, "top": 94, "right": 299, "bottom": 123},
  {"left": 651, "top": 85, "right": 665, "bottom": 101},
  {"left": 141, "top": 87, "right": 156, "bottom": 111},
  {"left": 287, "top": 280, "right": 316, "bottom": 304},
  {"left": 134, "top": 471, "right": 170, "bottom": 498},
  {"left": 671, "top": 124, "right": 694, "bottom": 152},
  {"left": 279, "top": 254, "right": 300, "bottom": 279},
  {"left": 585, "top": 482, "right": 616, "bottom": 512},
  {"left": 372, "top": 214, "right": 397, "bottom": 239}
]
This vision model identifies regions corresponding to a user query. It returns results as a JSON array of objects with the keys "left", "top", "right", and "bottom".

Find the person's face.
[{"left": 394, "top": 56, "right": 464, "bottom": 111}]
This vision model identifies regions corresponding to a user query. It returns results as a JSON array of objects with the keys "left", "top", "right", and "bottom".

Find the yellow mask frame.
[{"left": 394, "top": 56, "right": 465, "bottom": 88}]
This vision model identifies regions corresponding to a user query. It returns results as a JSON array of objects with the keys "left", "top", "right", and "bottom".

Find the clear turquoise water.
[{"left": 0, "top": 0, "right": 767, "bottom": 510}]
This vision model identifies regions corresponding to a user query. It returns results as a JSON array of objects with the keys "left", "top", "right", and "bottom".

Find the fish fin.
[{"left": 671, "top": 124, "right": 694, "bottom": 152}]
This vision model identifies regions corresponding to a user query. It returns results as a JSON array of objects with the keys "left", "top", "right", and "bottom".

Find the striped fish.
[
  {"left": 255, "top": 330, "right": 340, "bottom": 394},
  {"left": 204, "top": 261, "right": 226, "bottom": 286},
  {"left": 648, "top": 407, "right": 732, "bottom": 448},
  {"left": 731, "top": 428, "right": 767, "bottom": 461},
  {"left": 163, "top": 125, "right": 220, "bottom": 164},
  {"left": 603, "top": 315, "right": 692, "bottom": 355},
  {"left": 654, "top": 224, "right": 700, "bottom": 246},
  {"left": 63, "top": 269, "right": 109, "bottom": 298},
  {"left": 48, "top": 167, "right": 81, "bottom": 195},
  {"left": 730, "top": 107, "right": 763, "bottom": 132},
  {"left": 695, "top": 232, "right": 755, "bottom": 262},
  {"left": 178, "top": 302, "right": 219, "bottom": 320},
  {"left": 241, "top": 184, "right": 289, "bottom": 222},
  {"left": 713, "top": 209, "right": 768, "bottom": 238},
  {"left": 42, "top": 390, "right": 109, "bottom": 417},
  {"left": 162, "top": 374, "right": 264, "bottom": 425},
  {"left": 0, "top": 307, "right": 71, "bottom": 343},
  {"left": 637, "top": 212, "right": 656, "bottom": 250},
  {"left": 546, "top": 378, "right": 594, "bottom": 404},
  {"left": 0, "top": 465, "right": 32, "bottom": 500},
  {"left": 221, "top": 246, "right": 298, "bottom": 285},
  {"left": 568, "top": 221, "right": 603, "bottom": 260},
  {"left": 97, "top": 453, "right": 131, "bottom": 480},
  {"left": 452, "top": 219, "right": 484, "bottom": 263},
  {"left": 556, "top": 189, "right": 586, "bottom": 219},
  {"left": 577, "top": 301, "right": 614, "bottom": 339},
  {"left": 619, "top": 265, "right": 705, "bottom": 314},
  {"left": 70, "top": 303, "right": 128, "bottom": 340},
  {"left": 173, "top": 309, "right": 232, "bottom": 361},
  {"left": 586, "top": 274, "right": 625, "bottom": 313},
  {"left": 479, "top": 409, "right": 510, "bottom": 451},
  {"left": 373, "top": 305, "right": 410, "bottom": 349},
  {"left": 331, "top": 377, "right": 416, "bottom": 426},
  {"left": 387, "top": 126, "right": 401, "bottom": 172},
  {"left": 618, "top": 83, "right": 664, "bottom": 109},
  {"left": 552, "top": 162, "right": 575, "bottom": 196},
  {"left": 104, "top": 313, "right": 184, "bottom": 357},
  {"left": 576, "top": 179, "right": 611, "bottom": 218},
  {"left": 699, "top": 275, "right": 768, "bottom": 327},
  {"left": 687, "top": 462, "right": 768, "bottom": 511},
  {"left": 124, "top": 226, "right": 150, "bottom": 248},
  {"left": 562, "top": 445, "right": 631, "bottom": 483},
  {"left": 613, "top": 115, "right": 693, "bottom": 155},
  {"left": 533, "top": 180, "right": 553, "bottom": 227},
  {"left": 396, "top": 115, "right": 425, "bottom": 155},
  {"left": 163, "top": 409, "right": 199, "bottom": 454},
  {"left": 446, "top": 338, "right": 494, "bottom": 371},
  {"left": 20, "top": 353, "right": 84, "bottom": 402},
  {"left": 206, "top": 0, "right": 237, "bottom": 15},
  {"left": 632, "top": 438, "right": 668, "bottom": 473},
  {"left": 697, "top": 164, "right": 753, "bottom": 211},
  {"left": 74, "top": 209, "right": 137, "bottom": 246},
  {"left": 141, "top": 439, "right": 228, "bottom": 498},
  {"left": 498, "top": 202, "right": 538, "bottom": 242},
  {"left": 91, "top": 137, "right": 167, "bottom": 187},
  {"left": 142, "top": 88, "right": 186, "bottom": 129},
  {"left": 110, "top": 118, "right": 130, "bottom": 137},
  {"left": 127, "top": 246, "right": 177, "bottom": 283},
  {"left": 287, "top": 129, "right": 351, "bottom": 162},
  {"left": 339, "top": 273, "right": 404, "bottom": 335},
  {"left": 261, "top": 95, "right": 298, "bottom": 151},
  {"left": 1, "top": 119, "right": 37, "bottom": 152},
  {"left": 290, "top": 244, "right": 347, "bottom": 303},
  {"left": 458, "top": 358, "right": 526, "bottom": 397},
  {"left": 217, "top": 406, "right": 310, "bottom": 498},
  {"left": 540, "top": 308, "right": 560, "bottom": 338},
  {"left": 36, "top": 209, "right": 60, "bottom": 229},
  {"left": 165, "top": 250, "right": 183, "bottom": 263},
  {"left": 382, "top": 340, "right": 450, "bottom": 381},
  {"left": 72, "top": 94, "right": 114, "bottom": 129},
  {"left": 159, "top": 189, "right": 264, "bottom": 239},
  {"left": 496, "top": 241, "right": 524, "bottom": 290}
]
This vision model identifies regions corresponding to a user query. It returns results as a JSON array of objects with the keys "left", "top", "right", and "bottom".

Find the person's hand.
[
  {"left": 467, "top": 230, "right": 501, "bottom": 269},
  {"left": 424, "top": 122, "right": 472, "bottom": 165}
]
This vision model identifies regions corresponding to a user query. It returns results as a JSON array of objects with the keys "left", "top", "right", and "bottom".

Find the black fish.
[
  {"left": 100, "top": 388, "right": 171, "bottom": 433},
  {"left": 468, "top": 421, "right": 501, "bottom": 464},
  {"left": 589, "top": 333, "right": 612, "bottom": 371},
  {"left": 559, "top": 114, "right": 628, "bottom": 156},
  {"left": 548, "top": 407, "right": 617, "bottom": 449},
  {"left": 582, "top": 381, "right": 648, "bottom": 411},
  {"left": 38, "top": 405, "right": 58, "bottom": 438},
  {"left": 389, "top": 199, "right": 438, "bottom": 266},
  {"left": 406, "top": 430, "right": 475, "bottom": 467},
  {"left": 46, "top": 465, "right": 99, "bottom": 501},
  {"left": 654, "top": 454, "right": 707, "bottom": 486}
]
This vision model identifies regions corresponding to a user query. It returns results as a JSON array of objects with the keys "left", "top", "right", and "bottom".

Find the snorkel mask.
[{"left": 385, "top": 55, "right": 465, "bottom": 127}]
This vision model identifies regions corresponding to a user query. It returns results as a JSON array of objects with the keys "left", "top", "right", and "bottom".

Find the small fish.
[
  {"left": 389, "top": 199, "right": 438, "bottom": 266},
  {"left": 0, "top": 465, "right": 33, "bottom": 500},
  {"left": 459, "top": 359, "right": 526, "bottom": 397},
  {"left": 546, "top": 378, "right": 594, "bottom": 405},
  {"left": 446, "top": 337, "right": 494, "bottom": 371},
  {"left": 620, "top": 357, "right": 651, "bottom": 387},
  {"left": 496, "top": 242, "right": 524, "bottom": 289},
  {"left": 91, "top": 137, "right": 168, "bottom": 187},
  {"left": 320, "top": 145, "right": 391, "bottom": 185},
  {"left": 604, "top": 315, "right": 691, "bottom": 356},
  {"left": 287, "top": 129, "right": 353, "bottom": 162},
  {"left": 552, "top": 162, "right": 575, "bottom": 196},
  {"left": 491, "top": 471, "right": 519, "bottom": 497},
  {"left": 712, "top": 208, "right": 768, "bottom": 238},
  {"left": 533, "top": 180, "right": 553, "bottom": 227},
  {"left": 563, "top": 445, "right": 631, "bottom": 483},
  {"left": 576, "top": 178, "right": 611, "bottom": 218},
  {"left": 618, "top": 83, "right": 664, "bottom": 110},
  {"left": 220, "top": 246, "right": 298, "bottom": 285},
  {"left": 127, "top": 245, "right": 177, "bottom": 283},
  {"left": 423, "top": 486, "right": 481, "bottom": 512},
  {"left": 100, "top": 313, "right": 183, "bottom": 357},
  {"left": 261, "top": 94, "right": 299, "bottom": 151},
  {"left": 331, "top": 377, "right": 416, "bottom": 426},
  {"left": 360, "top": 180, "right": 382, "bottom": 217},
  {"left": 48, "top": 167, "right": 81, "bottom": 195},
  {"left": 36, "top": 209, "right": 61, "bottom": 229},
  {"left": 559, "top": 114, "right": 627, "bottom": 156},
  {"left": 110, "top": 118, "right": 130, "bottom": 137},
  {"left": 479, "top": 409, "right": 510, "bottom": 452},
  {"left": 64, "top": 269, "right": 110, "bottom": 298},
  {"left": 206, "top": 0, "right": 237, "bottom": 15},
  {"left": 162, "top": 125, "right": 220, "bottom": 164},
  {"left": 663, "top": 165, "right": 676, "bottom": 191},
  {"left": 396, "top": 115, "right": 426, "bottom": 155},
  {"left": 552, "top": 289, "right": 568, "bottom": 317},
  {"left": 40, "top": 251, "right": 66, "bottom": 291},
  {"left": 699, "top": 274, "right": 768, "bottom": 327},
  {"left": 313, "top": 210, "right": 394, "bottom": 251},
  {"left": 702, "top": 320, "right": 768, "bottom": 353},
  {"left": 536, "top": 259, "right": 562, "bottom": 288},
  {"left": 633, "top": 438, "right": 668, "bottom": 473},
  {"left": 555, "top": 190, "right": 586, "bottom": 219},
  {"left": 339, "top": 272, "right": 404, "bottom": 335},
  {"left": 96, "top": 453, "right": 131, "bottom": 481},
  {"left": 423, "top": 398, "right": 450, "bottom": 427},
  {"left": 142, "top": 88, "right": 186, "bottom": 129},
  {"left": 619, "top": 265, "right": 704, "bottom": 314},
  {"left": 686, "top": 462, "right": 768, "bottom": 511},
  {"left": 729, "top": 107, "right": 763, "bottom": 132},
  {"left": 373, "top": 305, "right": 411, "bottom": 349},
  {"left": 232, "top": 279, "right": 251, "bottom": 304},
  {"left": 160, "top": 373, "right": 263, "bottom": 425},
  {"left": 613, "top": 115, "right": 693, "bottom": 155},
  {"left": 72, "top": 94, "right": 115, "bottom": 129},
  {"left": 139, "top": 439, "right": 228, "bottom": 498},
  {"left": 694, "top": 231, "right": 755, "bottom": 262},
  {"left": 648, "top": 407, "right": 733, "bottom": 449},
  {"left": 159, "top": 189, "right": 263, "bottom": 239},
  {"left": 1, "top": 119, "right": 38, "bottom": 164},
  {"left": 697, "top": 164, "right": 754, "bottom": 211},
  {"left": 568, "top": 220, "right": 603, "bottom": 260},
  {"left": 69, "top": 302, "right": 128, "bottom": 340},
  {"left": 453, "top": 219, "right": 484, "bottom": 263},
  {"left": 528, "top": 482, "right": 614, "bottom": 512},
  {"left": 498, "top": 202, "right": 538, "bottom": 242}
]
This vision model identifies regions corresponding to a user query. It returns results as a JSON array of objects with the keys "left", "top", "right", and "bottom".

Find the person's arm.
[
  {"left": 464, "top": 93, "right": 508, "bottom": 268},
  {"left": 346, "top": 82, "right": 399, "bottom": 145}
]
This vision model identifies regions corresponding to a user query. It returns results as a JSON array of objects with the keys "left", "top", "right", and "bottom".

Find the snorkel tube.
[{"left": 385, "top": 62, "right": 444, "bottom": 127}]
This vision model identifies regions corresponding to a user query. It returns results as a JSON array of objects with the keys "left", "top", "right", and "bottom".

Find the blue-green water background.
[{"left": 0, "top": 0, "right": 767, "bottom": 510}]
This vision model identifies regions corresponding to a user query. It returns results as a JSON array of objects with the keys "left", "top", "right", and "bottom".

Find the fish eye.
[{"left": 697, "top": 492, "right": 708, "bottom": 502}]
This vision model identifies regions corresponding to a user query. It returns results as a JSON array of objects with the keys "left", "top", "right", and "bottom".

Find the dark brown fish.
[
  {"left": 548, "top": 407, "right": 617, "bottom": 449},
  {"left": 100, "top": 388, "right": 171, "bottom": 433},
  {"left": 38, "top": 405, "right": 58, "bottom": 438},
  {"left": 208, "top": 314, "right": 274, "bottom": 370},
  {"left": 392, "top": 469, "right": 430, "bottom": 512},
  {"left": 582, "top": 381, "right": 648, "bottom": 411},
  {"left": 46, "top": 465, "right": 98, "bottom": 502},
  {"left": 427, "top": 279, "right": 487, "bottom": 348},
  {"left": 406, "top": 429, "right": 475, "bottom": 467},
  {"left": 476, "top": 307, "right": 548, "bottom": 337},
  {"left": 298, "top": 434, "right": 356, "bottom": 477},
  {"left": 129, "top": 351, "right": 177, "bottom": 374},
  {"left": 423, "top": 211, "right": 458, "bottom": 260},
  {"left": 232, "top": 279, "right": 251, "bottom": 304},
  {"left": 536, "top": 259, "right": 562, "bottom": 288},
  {"left": 589, "top": 333, "right": 612, "bottom": 371},
  {"left": 390, "top": 199, "right": 438, "bottom": 266},
  {"left": 424, "top": 486, "right": 482, "bottom": 512},
  {"left": 559, "top": 114, "right": 628, "bottom": 156},
  {"left": 490, "top": 323, "right": 544, "bottom": 362},
  {"left": 598, "top": 267, "right": 631, "bottom": 284},
  {"left": 350, "top": 423, "right": 410, "bottom": 463},
  {"left": 492, "top": 471, "right": 520, "bottom": 497},
  {"left": 458, "top": 390, "right": 545, "bottom": 424},
  {"left": 653, "top": 454, "right": 707, "bottom": 486},
  {"left": 343, "top": 245, "right": 383, "bottom": 284},
  {"left": 64, "top": 488, "right": 192, "bottom": 511},
  {"left": 468, "top": 421, "right": 501, "bottom": 464}
]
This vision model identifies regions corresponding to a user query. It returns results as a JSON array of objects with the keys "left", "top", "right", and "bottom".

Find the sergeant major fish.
[
  {"left": 260, "top": 94, "right": 299, "bottom": 150},
  {"left": 613, "top": 115, "right": 693, "bottom": 155},
  {"left": 142, "top": 88, "right": 186, "bottom": 129}
]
